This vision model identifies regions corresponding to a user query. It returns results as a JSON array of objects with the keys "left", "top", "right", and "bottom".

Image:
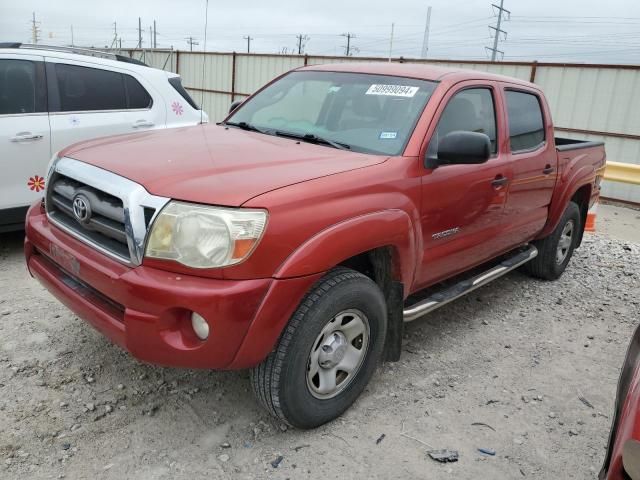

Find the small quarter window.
[
  {"left": 124, "top": 74, "right": 152, "bottom": 109},
  {"left": 505, "top": 90, "right": 545, "bottom": 152}
]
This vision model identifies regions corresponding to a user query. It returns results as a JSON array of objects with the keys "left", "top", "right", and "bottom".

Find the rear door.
[
  {"left": 501, "top": 86, "right": 557, "bottom": 242},
  {"left": 46, "top": 58, "right": 165, "bottom": 155},
  {"left": 0, "top": 54, "right": 50, "bottom": 220},
  {"left": 416, "top": 82, "right": 513, "bottom": 289}
]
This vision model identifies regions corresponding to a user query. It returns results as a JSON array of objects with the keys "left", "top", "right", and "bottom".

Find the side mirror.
[
  {"left": 229, "top": 100, "right": 243, "bottom": 114},
  {"left": 427, "top": 131, "right": 491, "bottom": 168},
  {"left": 623, "top": 439, "right": 640, "bottom": 479}
]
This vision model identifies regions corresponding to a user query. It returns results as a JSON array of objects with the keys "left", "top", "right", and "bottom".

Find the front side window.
[
  {"left": 505, "top": 90, "right": 545, "bottom": 152},
  {"left": 227, "top": 71, "right": 438, "bottom": 155},
  {"left": 0, "top": 59, "right": 46, "bottom": 114},
  {"left": 428, "top": 87, "right": 497, "bottom": 160}
]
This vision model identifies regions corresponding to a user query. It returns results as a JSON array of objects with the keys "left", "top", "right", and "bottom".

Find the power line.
[{"left": 486, "top": 0, "right": 510, "bottom": 61}]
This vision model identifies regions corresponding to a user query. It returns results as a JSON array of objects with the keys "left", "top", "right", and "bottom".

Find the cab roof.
[{"left": 300, "top": 62, "right": 537, "bottom": 88}]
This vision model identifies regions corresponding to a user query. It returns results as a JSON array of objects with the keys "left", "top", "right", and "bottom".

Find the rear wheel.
[
  {"left": 525, "top": 201, "right": 581, "bottom": 280},
  {"left": 251, "top": 267, "right": 387, "bottom": 429}
]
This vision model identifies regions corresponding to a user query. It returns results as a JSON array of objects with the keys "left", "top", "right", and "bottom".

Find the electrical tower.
[
  {"left": 296, "top": 34, "right": 309, "bottom": 54},
  {"left": 243, "top": 35, "right": 254, "bottom": 53},
  {"left": 421, "top": 6, "right": 432, "bottom": 58},
  {"left": 186, "top": 36, "right": 199, "bottom": 51},
  {"left": 485, "top": 0, "right": 510, "bottom": 61},
  {"left": 31, "top": 12, "right": 41, "bottom": 44},
  {"left": 341, "top": 33, "right": 357, "bottom": 56},
  {"left": 110, "top": 22, "right": 118, "bottom": 48}
]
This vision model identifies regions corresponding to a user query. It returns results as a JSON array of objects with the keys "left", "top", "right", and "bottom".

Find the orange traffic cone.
[{"left": 585, "top": 201, "right": 598, "bottom": 233}]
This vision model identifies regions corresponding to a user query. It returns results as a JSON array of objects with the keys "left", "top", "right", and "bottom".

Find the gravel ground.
[{"left": 0, "top": 230, "right": 638, "bottom": 480}]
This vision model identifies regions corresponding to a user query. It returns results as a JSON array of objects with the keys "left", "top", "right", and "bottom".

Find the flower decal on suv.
[
  {"left": 28, "top": 175, "right": 45, "bottom": 192},
  {"left": 171, "top": 101, "right": 184, "bottom": 115}
]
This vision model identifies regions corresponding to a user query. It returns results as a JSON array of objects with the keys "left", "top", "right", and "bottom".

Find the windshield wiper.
[
  {"left": 221, "top": 121, "right": 270, "bottom": 134},
  {"left": 275, "top": 130, "right": 351, "bottom": 151}
]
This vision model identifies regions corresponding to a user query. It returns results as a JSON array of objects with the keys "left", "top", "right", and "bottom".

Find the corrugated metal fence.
[{"left": 121, "top": 49, "right": 640, "bottom": 203}]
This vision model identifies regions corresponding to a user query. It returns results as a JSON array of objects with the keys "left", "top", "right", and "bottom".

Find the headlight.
[{"left": 145, "top": 201, "right": 267, "bottom": 268}]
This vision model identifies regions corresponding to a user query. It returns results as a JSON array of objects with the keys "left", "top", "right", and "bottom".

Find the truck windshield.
[{"left": 226, "top": 71, "right": 438, "bottom": 155}]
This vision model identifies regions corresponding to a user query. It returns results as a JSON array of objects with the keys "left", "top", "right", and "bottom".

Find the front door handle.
[
  {"left": 491, "top": 175, "right": 509, "bottom": 188},
  {"left": 132, "top": 120, "right": 155, "bottom": 129},
  {"left": 11, "top": 132, "right": 44, "bottom": 142},
  {"left": 542, "top": 164, "right": 555, "bottom": 175}
]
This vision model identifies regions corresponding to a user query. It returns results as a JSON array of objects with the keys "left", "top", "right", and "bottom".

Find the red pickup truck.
[{"left": 24, "top": 63, "right": 606, "bottom": 428}]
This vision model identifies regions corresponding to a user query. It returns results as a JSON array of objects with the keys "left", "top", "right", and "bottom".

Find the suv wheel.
[
  {"left": 251, "top": 267, "right": 387, "bottom": 429},
  {"left": 525, "top": 201, "right": 582, "bottom": 280}
]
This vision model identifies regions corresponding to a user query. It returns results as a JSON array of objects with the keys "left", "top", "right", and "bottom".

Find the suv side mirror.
[
  {"left": 229, "top": 100, "right": 243, "bottom": 114},
  {"left": 428, "top": 131, "right": 491, "bottom": 168}
]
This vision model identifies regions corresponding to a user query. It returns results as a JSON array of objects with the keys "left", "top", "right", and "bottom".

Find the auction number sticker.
[{"left": 366, "top": 84, "right": 419, "bottom": 97}]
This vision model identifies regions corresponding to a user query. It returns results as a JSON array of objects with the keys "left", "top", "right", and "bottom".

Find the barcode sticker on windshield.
[{"left": 366, "top": 84, "right": 419, "bottom": 97}]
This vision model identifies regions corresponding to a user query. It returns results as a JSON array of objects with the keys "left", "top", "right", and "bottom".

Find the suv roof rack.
[{"left": 0, "top": 43, "right": 148, "bottom": 67}]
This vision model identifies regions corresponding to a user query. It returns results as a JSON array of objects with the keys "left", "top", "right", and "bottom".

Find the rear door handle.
[
  {"left": 542, "top": 165, "right": 555, "bottom": 175},
  {"left": 491, "top": 176, "right": 509, "bottom": 188},
  {"left": 132, "top": 120, "right": 155, "bottom": 129},
  {"left": 11, "top": 132, "right": 44, "bottom": 142}
]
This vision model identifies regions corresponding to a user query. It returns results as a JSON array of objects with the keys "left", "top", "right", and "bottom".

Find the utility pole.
[
  {"left": 70, "top": 25, "right": 74, "bottom": 47},
  {"left": 153, "top": 20, "right": 157, "bottom": 48},
  {"left": 296, "top": 34, "right": 309, "bottom": 54},
  {"left": 31, "top": 12, "right": 41, "bottom": 44},
  {"left": 149, "top": 26, "right": 152, "bottom": 49},
  {"left": 186, "top": 36, "right": 199, "bottom": 51},
  {"left": 341, "top": 33, "right": 356, "bottom": 56},
  {"left": 421, "top": 6, "right": 432, "bottom": 58},
  {"left": 388, "top": 23, "right": 394, "bottom": 61},
  {"left": 486, "top": 0, "right": 510, "bottom": 61},
  {"left": 138, "top": 17, "right": 142, "bottom": 48},
  {"left": 243, "top": 35, "right": 253, "bottom": 53}
]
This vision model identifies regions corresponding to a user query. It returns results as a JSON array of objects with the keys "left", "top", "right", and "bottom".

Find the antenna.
[{"left": 200, "top": 0, "right": 209, "bottom": 124}]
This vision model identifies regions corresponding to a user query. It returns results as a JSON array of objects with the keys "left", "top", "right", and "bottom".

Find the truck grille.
[
  {"left": 45, "top": 157, "right": 170, "bottom": 265},
  {"left": 47, "top": 173, "right": 132, "bottom": 261}
]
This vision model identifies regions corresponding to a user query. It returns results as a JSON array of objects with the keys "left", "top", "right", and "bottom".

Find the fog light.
[{"left": 191, "top": 312, "right": 209, "bottom": 340}]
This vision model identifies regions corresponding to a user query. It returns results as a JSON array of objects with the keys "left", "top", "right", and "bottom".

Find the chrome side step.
[{"left": 403, "top": 245, "right": 538, "bottom": 322}]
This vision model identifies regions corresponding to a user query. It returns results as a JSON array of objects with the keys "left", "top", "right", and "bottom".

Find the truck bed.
[{"left": 555, "top": 136, "right": 605, "bottom": 152}]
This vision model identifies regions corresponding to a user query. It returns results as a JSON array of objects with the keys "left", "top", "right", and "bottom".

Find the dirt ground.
[{"left": 1, "top": 206, "right": 639, "bottom": 480}]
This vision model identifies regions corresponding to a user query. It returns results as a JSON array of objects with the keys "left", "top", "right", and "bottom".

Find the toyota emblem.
[{"left": 72, "top": 195, "right": 92, "bottom": 224}]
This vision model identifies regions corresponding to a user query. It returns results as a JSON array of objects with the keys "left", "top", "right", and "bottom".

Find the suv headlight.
[{"left": 145, "top": 201, "right": 267, "bottom": 268}]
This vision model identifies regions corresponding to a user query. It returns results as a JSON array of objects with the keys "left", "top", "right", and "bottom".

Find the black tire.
[
  {"left": 251, "top": 267, "right": 387, "bottom": 429},
  {"left": 525, "top": 201, "right": 581, "bottom": 280}
]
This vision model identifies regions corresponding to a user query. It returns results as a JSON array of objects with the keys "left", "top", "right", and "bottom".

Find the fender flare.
[
  {"left": 274, "top": 209, "right": 417, "bottom": 290},
  {"left": 540, "top": 160, "right": 594, "bottom": 238}
]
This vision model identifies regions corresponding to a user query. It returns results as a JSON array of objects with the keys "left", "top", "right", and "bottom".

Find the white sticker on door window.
[{"left": 366, "top": 84, "right": 419, "bottom": 97}]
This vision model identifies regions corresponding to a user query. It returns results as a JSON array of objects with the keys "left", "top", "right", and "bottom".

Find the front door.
[
  {"left": 0, "top": 54, "right": 50, "bottom": 226},
  {"left": 416, "top": 83, "right": 512, "bottom": 289}
]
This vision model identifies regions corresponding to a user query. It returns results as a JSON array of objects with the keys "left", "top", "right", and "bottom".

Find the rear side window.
[
  {"left": 55, "top": 64, "right": 127, "bottom": 111},
  {"left": 0, "top": 59, "right": 46, "bottom": 114},
  {"left": 53, "top": 64, "right": 152, "bottom": 112},
  {"left": 124, "top": 74, "right": 152, "bottom": 109},
  {"left": 429, "top": 88, "right": 497, "bottom": 157},
  {"left": 168, "top": 76, "right": 199, "bottom": 110},
  {"left": 505, "top": 90, "right": 545, "bottom": 152}
]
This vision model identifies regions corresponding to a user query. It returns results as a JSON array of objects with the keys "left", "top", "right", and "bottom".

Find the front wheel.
[
  {"left": 525, "top": 201, "right": 582, "bottom": 280},
  {"left": 251, "top": 268, "right": 387, "bottom": 429}
]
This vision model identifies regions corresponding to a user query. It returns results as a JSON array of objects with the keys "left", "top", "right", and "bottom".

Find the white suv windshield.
[{"left": 227, "top": 71, "right": 438, "bottom": 155}]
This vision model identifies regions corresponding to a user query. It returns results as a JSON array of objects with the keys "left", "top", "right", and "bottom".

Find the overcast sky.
[{"left": 2, "top": 0, "right": 640, "bottom": 63}]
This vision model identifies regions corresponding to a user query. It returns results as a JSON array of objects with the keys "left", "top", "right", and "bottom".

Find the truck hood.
[{"left": 63, "top": 125, "right": 388, "bottom": 206}]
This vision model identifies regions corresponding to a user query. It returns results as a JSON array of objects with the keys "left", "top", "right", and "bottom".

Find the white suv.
[{"left": 0, "top": 43, "right": 207, "bottom": 232}]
